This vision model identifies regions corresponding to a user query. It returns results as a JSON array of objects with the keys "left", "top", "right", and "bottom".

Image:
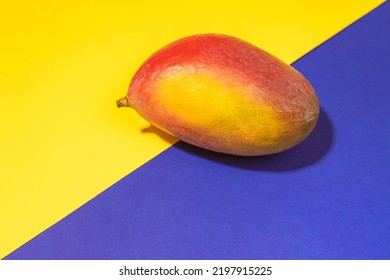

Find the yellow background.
[{"left": 0, "top": 0, "right": 384, "bottom": 259}]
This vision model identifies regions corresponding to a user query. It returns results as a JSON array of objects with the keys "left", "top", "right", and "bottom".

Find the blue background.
[{"left": 6, "top": 2, "right": 390, "bottom": 260}]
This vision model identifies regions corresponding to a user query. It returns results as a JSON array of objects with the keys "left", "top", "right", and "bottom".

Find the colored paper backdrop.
[{"left": 1, "top": 0, "right": 388, "bottom": 259}]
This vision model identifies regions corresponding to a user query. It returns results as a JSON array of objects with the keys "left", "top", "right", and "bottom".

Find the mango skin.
[{"left": 123, "top": 34, "right": 319, "bottom": 156}]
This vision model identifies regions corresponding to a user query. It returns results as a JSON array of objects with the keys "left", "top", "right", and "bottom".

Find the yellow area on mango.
[
  {"left": 154, "top": 66, "right": 284, "bottom": 152},
  {"left": 0, "top": 0, "right": 384, "bottom": 258}
]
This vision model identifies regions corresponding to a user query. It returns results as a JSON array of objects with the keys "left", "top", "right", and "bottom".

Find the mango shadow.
[
  {"left": 171, "top": 109, "right": 334, "bottom": 171},
  {"left": 141, "top": 125, "right": 178, "bottom": 145}
]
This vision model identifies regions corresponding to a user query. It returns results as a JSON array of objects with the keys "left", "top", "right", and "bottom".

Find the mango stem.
[{"left": 116, "top": 97, "right": 130, "bottom": 108}]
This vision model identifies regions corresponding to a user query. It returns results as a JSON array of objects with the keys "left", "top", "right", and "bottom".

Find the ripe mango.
[{"left": 117, "top": 34, "right": 319, "bottom": 156}]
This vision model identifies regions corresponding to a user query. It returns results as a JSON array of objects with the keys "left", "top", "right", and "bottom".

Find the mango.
[{"left": 117, "top": 34, "right": 319, "bottom": 156}]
